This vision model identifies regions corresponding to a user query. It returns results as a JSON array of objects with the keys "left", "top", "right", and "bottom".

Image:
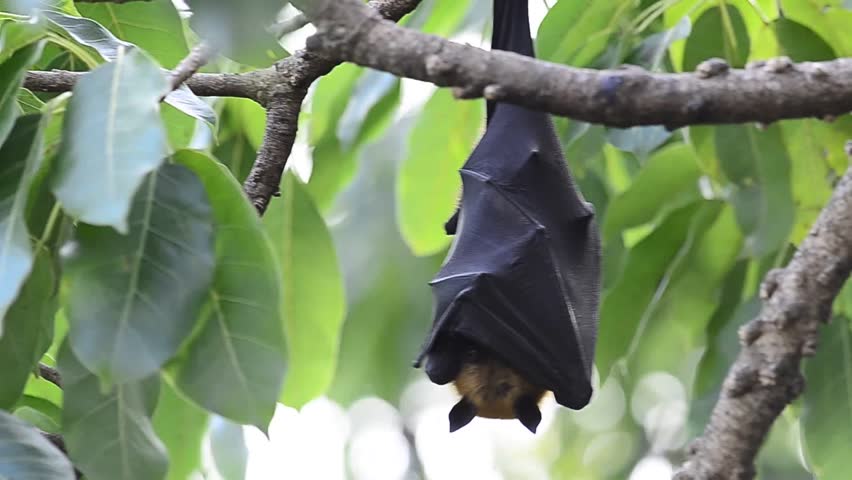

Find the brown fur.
[{"left": 453, "top": 353, "right": 546, "bottom": 419}]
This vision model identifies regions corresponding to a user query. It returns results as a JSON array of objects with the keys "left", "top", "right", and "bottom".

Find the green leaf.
[
  {"left": 773, "top": 18, "right": 836, "bottom": 61},
  {"left": 596, "top": 201, "right": 718, "bottom": 378},
  {"left": 682, "top": 5, "right": 750, "bottom": 71},
  {"left": 152, "top": 382, "right": 208, "bottom": 480},
  {"left": 336, "top": 71, "right": 399, "bottom": 149},
  {"left": 715, "top": 124, "right": 794, "bottom": 257},
  {"left": 63, "top": 163, "right": 215, "bottom": 385},
  {"left": 603, "top": 144, "right": 702, "bottom": 239},
  {"left": 43, "top": 11, "right": 215, "bottom": 124},
  {"left": 76, "top": 0, "right": 188, "bottom": 68},
  {"left": 265, "top": 172, "right": 345, "bottom": 408},
  {"left": 0, "top": 40, "right": 43, "bottom": 148},
  {"left": 802, "top": 317, "right": 852, "bottom": 479},
  {"left": 0, "top": 112, "right": 49, "bottom": 332},
  {"left": 783, "top": 119, "right": 838, "bottom": 244},
  {"left": 690, "top": 293, "right": 757, "bottom": 434},
  {"left": 226, "top": 97, "right": 266, "bottom": 150},
  {"left": 0, "top": 251, "right": 57, "bottom": 409},
  {"left": 173, "top": 150, "right": 286, "bottom": 429},
  {"left": 784, "top": 0, "right": 852, "bottom": 56},
  {"left": 606, "top": 126, "right": 671, "bottom": 159},
  {"left": 189, "top": 0, "right": 287, "bottom": 67},
  {"left": 419, "top": 0, "right": 469, "bottom": 35},
  {"left": 52, "top": 47, "right": 168, "bottom": 232},
  {"left": 306, "top": 137, "right": 358, "bottom": 212},
  {"left": 308, "top": 63, "right": 362, "bottom": 146},
  {"left": 0, "top": 409, "right": 75, "bottom": 480},
  {"left": 58, "top": 341, "right": 167, "bottom": 480},
  {"left": 536, "top": 0, "right": 625, "bottom": 67},
  {"left": 12, "top": 395, "right": 62, "bottom": 433},
  {"left": 634, "top": 16, "right": 692, "bottom": 71},
  {"left": 397, "top": 88, "right": 482, "bottom": 256},
  {"left": 0, "top": 16, "right": 46, "bottom": 64}
]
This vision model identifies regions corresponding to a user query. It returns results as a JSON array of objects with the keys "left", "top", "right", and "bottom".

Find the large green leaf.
[
  {"left": 631, "top": 205, "right": 743, "bottom": 375},
  {"left": 188, "top": 0, "right": 287, "bottom": 67},
  {"left": 0, "top": 15, "right": 46, "bottom": 64},
  {"left": 76, "top": 0, "right": 188, "bottom": 68},
  {"left": 536, "top": 0, "right": 626, "bottom": 67},
  {"left": 43, "top": 11, "right": 215, "bottom": 125},
  {"left": 596, "top": 202, "right": 718, "bottom": 378},
  {"left": 784, "top": 0, "right": 852, "bottom": 56},
  {"left": 783, "top": 119, "right": 839, "bottom": 244},
  {"left": 0, "top": 410, "right": 75, "bottom": 480},
  {"left": 802, "top": 317, "right": 852, "bottom": 479},
  {"left": 397, "top": 88, "right": 482, "bottom": 256},
  {"left": 63, "top": 163, "right": 215, "bottom": 385},
  {"left": 419, "top": 0, "right": 469, "bottom": 35},
  {"left": 0, "top": 40, "right": 43, "bottom": 148},
  {"left": 715, "top": 124, "right": 793, "bottom": 257},
  {"left": 173, "top": 150, "right": 286, "bottom": 429},
  {"left": 602, "top": 144, "right": 701, "bottom": 239},
  {"left": 265, "top": 172, "right": 345, "bottom": 408},
  {"left": 58, "top": 341, "right": 167, "bottom": 480},
  {"left": 0, "top": 251, "right": 56, "bottom": 409},
  {"left": 0, "top": 113, "right": 48, "bottom": 331},
  {"left": 52, "top": 47, "right": 169, "bottom": 232},
  {"left": 682, "top": 5, "right": 750, "bottom": 71},
  {"left": 308, "top": 63, "right": 362, "bottom": 146},
  {"left": 152, "top": 382, "right": 208, "bottom": 480},
  {"left": 773, "top": 18, "right": 836, "bottom": 61}
]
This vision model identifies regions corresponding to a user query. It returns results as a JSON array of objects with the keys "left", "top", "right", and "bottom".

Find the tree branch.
[
  {"left": 296, "top": 0, "right": 852, "bottom": 128},
  {"left": 38, "top": 363, "right": 62, "bottom": 389},
  {"left": 24, "top": 70, "right": 271, "bottom": 104},
  {"left": 675, "top": 141, "right": 852, "bottom": 480},
  {"left": 164, "top": 42, "right": 215, "bottom": 98},
  {"left": 242, "top": 0, "right": 423, "bottom": 215}
]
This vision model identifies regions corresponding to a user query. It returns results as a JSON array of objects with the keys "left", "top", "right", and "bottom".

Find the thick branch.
[
  {"left": 24, "top": 70, "right": 272, "bottom": 104},
  {"left": 675, "top": 142, "right": 852, "bottom": 480},
  {"left": 298, "top": 0, "right": 852, "bottom": 128},
  {"left": 242, "top": 0, "right": 422, "bottom": 215}
]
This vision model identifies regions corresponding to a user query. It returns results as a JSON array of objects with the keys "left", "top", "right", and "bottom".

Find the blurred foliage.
[{"left": 0, "top": 0, "right": 850, "bottom": 478}]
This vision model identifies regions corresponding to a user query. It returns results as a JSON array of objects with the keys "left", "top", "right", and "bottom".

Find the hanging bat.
[{"left": 412, "top": 0, "right": 601, "bottom": 433}]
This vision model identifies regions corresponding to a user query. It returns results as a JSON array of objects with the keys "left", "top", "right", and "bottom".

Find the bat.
[{"left": 412, "top": 0, "right": 601, "bottom": 433}]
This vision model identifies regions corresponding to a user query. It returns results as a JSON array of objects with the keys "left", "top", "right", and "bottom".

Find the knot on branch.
[
  {"left": 759, "top": 268, "right": 784, "bottom": 300},
  {"left": 764, "top": 56, "right": 794, "bottom": 74},
  {"left": 483, "top": 84, "right": 506, "bottom": 101},
  {"left": 453, "top": 85, "right": 484, "bottom": 99},
  {"left": 726, "top": 364, "right": 759, "bottom": 397},
  {"left": 425, "top": 54, "right": 454, "bottom": 78},
  {"left": 695, "top": 58, "right": 730, "bottom": 78},
  {"left": 738, "top": 319, "right": 765, "bottom": 346}
]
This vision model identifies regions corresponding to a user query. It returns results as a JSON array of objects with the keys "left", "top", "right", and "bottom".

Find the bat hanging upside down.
[{"left": 412, "top": 0, "right": 602, "bottom": 433}]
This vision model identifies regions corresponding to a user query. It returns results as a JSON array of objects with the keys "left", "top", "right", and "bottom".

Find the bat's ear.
[
  {"left": 514, "top": 396, "right": 542, "bottom": 433},
  {"left": 448, "top": 397, "right": 477, "bottom": 432}
]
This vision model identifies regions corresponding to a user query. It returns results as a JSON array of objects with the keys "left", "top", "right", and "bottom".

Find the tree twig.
[
  {"left": 242, "top": 0, "right": 424, "bottom": 215},
  {"left": 37, "top": 363, "right": 62, "bottom": 389},
  {"left": 24, "top": 70, "right": 272, "bottom": 104},
  {"left": 273, "top": 13, "right": 311, "bottom": 38},
  {"left": 296, "top": 0, "right": 852, "bottom": 128},
  {"left": 675, "top": 141, "right": 852, "bottom": 479},
  {"left": 163, "top": 42, "right": 216, "bottom": 100}
]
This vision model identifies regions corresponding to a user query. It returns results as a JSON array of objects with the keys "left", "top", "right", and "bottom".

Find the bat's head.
[{"left": 448, "top": 346, "right": 546, "bottom": 433}]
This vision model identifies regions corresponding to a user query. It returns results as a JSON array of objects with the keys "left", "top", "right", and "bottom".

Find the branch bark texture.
[
  {"left": 24, "top": 70, "right": 270, "bottom": 103},
  {"left": 675, "top": 145, "right": 852, "bottom": 479},
  {"left": 298, "top": 0, "right": 852, "bottom": 129}
]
